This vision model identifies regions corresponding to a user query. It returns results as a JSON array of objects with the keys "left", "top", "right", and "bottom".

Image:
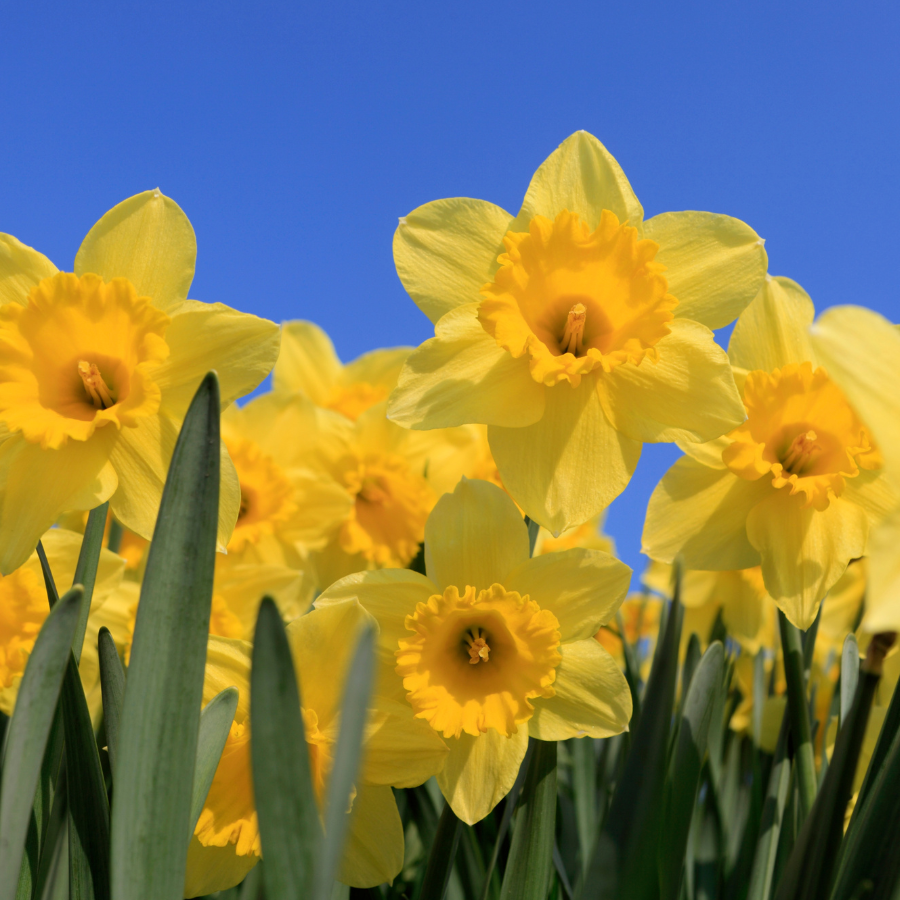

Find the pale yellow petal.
[
  {"left": 641, "top": 211, "right": 767, "bottom": 330},
  {"left": 513, "top": 131, "right": 643, "bottom": 232},
  {"left": 863, "top": 507, "right": 900, "bottom": 633},
  {"left": 504, "top": 549, "right": 632, "bottom": 641},
  {"left": 394, "top": 198, "right": 515, "bottom": 325},
  {"left": 155, "top": 301, "right": 280, "bottom": 417},
  {"left": 387, "top": 303, "right": 544, "bottom": 429},
  {"left": 642, "top": 456, "right": 770, "bottom": 570},
  {"left": 341, "top": 347, "right": 412, "bottom": 393},
  {"left": 842, "top": 469, "right": 898, "bottom": 527},
  {"left": 338, "top": 784, "right": 404, "bottom": 888},
  {"left": 598, "top": 319, "right": 745, "bottom": 444},
  {"left": 272, "top": 320, "right": 342, "bottom": 401},
  {"left": 810, "top": 305, "right": 900, "bottom": 485},
  {"left": 529, "top": 639, "right": 632, "bottom": 740},
  {"left": 184, "top": 836, "right": 258, "bottom": 898},
  {"left": 673, "top": 434, "right": 731, "bottom": 470},
  {"left": 437, "top": 728, "right": 528, "bottom": 824},
  {"left": 489, "top": 378, "right": 641, "bottom": 534},
  {"left": 282, "top": 469, "right": 354, "bottom": 550},
  {"left": 746, "top": 492, "right": 868, "bottom": 630},
  {"left": 0, "top": 234, "right": 58, "bottom": 307},
  {"left": 424, "top": 478, "right": 530, "bottom": 592},
  {"left": 203, "top": 636, "right": 252, "bottom": 719},
  {"left": 0, "top": 432, "right": 117, "bottom": 574},
  {"left": 74, "top": 190, "right": 196, "bottom": 313},
  {"left": 728, "top": 276, "right": 816, "bottom": 372}
]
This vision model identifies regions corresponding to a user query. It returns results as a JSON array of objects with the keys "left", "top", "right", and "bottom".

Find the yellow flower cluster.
[{"left": 1, "top": 130, "right": 898, "bottom": 896}]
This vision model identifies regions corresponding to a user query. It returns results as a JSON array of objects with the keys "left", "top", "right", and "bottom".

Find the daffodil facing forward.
[
  {"left": 388, "top": 131, "right": 767, "bottom": 532},
  {"left": 0, "top": 191, "right": 280, "bottom": 572},
  {"left": 316, "top": 478, "right": 633, "bottom": 823},
  {"left": 643, "top": 277, "right": 896, "bottom": 628}
]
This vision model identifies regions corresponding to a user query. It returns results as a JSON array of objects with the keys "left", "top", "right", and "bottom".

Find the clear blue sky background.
[{"left": 3, "top": 2, "right": 898, "bottom": 583}]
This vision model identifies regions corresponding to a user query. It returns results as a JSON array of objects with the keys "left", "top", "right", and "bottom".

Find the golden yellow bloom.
[
  {"left": 643, "top": 277, "right": 896, "bottom": 628},
  {"left": 273, "top": 320, "right": 412, "bottom": 421},
  {"left": 0, "top": 191, "right": 280, "bottom": 573},
  {"left": 388, "top": 131, "right": 767, "bottom": 532},
  {"left": 0, "top": 528, "right": 124, "bottom": 718},
  {"left": 534, "top": 512, "right": 615, "bottom": 556},
  {"left": 184, "top": 603, "right": 448, "bottom": 896},
  {"left": 316, "top": 478, "right": 633, "bottom": 823},
  {"left": 57, "top": 508, "right": 149, "bottom": 577}
]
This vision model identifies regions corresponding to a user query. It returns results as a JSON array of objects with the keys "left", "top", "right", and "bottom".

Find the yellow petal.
[
  {"left": 387, "top": 304, "right": 545, "bottom": 429},
  {"left": 673, "top": 433, "right": 732, "bottom": 470},
  {"left": 338, "top": 783, "right": 404, "bottom": 888},
  {"left": 437, "top": 728, "right": 528, "bottom": 824},
  {"left": 864, "top": 507, "right": 900, "bottom": 633},
  {"left": 810, "top": 305, "right": 900, "bottom": 486},
  {"left": 74, "top": 190, "right": 196, "bottom": 313},
  {"left": 107, "top": 412, "right": 239, "bottom": 552},
  {"left": 641, "top": 211, "right": 767, "bottom": 330},
  {"left": 0, "top": 234, "right": 58, "bottom": 307},
  {"left": 155, "top": 301, "right": 280, "bottom": 418},
  {"left": 642, "top": 455, "right": 770, "bottom": 570},
  {"left": 424, "top": 479, "right": 529, "bottom": 592},
  {"left": 489, "top": 378, "right": 641, "bottom": 534},
  {"left": 842, "top": 469, "right": 898, "bottom": 526},
  {"left": 272, "top": 320, "right": 342, "bottom": 401},
  {"left": 0, "top": 433, "right": 117, "bottom": 574},
  {"left": 504, "top": 549, "right": 631, "bottom": 640},
  {"left": 341, "top": 347, "right": 412, "bottom": 393},
  {"left": 746, "top": 492, "right": 868, "bottom": 629},
  {"left": 529, "top": 639, "right": 631, "bottom": 740},
  {"left": 394, "top": 198, "right": 515, "bottom": 325},
  {"left": 598, "top": 319, "right": 745, "bottom": 444},
  {"left": 728, "top": 276, "right": 816, "bottom": 372},
  {"left": 513, "top": 131, "right": 643, "bottom": 233},
  {"left": 184, "top": 836, "right": 258, "bottom": 898}
]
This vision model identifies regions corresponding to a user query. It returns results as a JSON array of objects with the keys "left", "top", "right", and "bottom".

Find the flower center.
[
  {"left": 0, "top": 568, "right": 48, "bottom": 702},
  {"left": 324, "top": 382, "right": 389, "bottom": 420},
  {"left": 477, "top": 210, "right": 677, "bottom": 387},
  {"left": 225, "top": 437, "right": 298, "bottom": 553},
  {"left": 0, "top": 272, "right": 170, "bottom": 449},
  {"left": 722, "top": 362, "right": 881, "bottom": 510},
  {"left": 339, "top": 453, "right": 434, "bottom": 567},
  {"left": 395, "top": 584, "right": 561, "bottom": 738}
]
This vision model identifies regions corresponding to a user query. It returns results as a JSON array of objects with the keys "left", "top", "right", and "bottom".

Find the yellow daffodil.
[
  {"left": 387, "top": 131, "right": 767, "bottom": 532},
  {"left": 0, "top": 528, "right": 124, "bottom": 719},
  {"left": 316, "top": 478, "right": 633, "bottom": 823},
  {"left": 810, "top": 305, "right": 900, "bottom": 633},
  {"left": 273, "top": 320, "right": 412, "bottom": 421},
  {"left": 594, "top": 592, "right": 662, "bottom": 680},
  {"left": 642, "top": 277, "right": 896, "bottom": 628},
  {"left": 58, "top": 508, "right": 150, "bottom": 578},
  {"left": 184, "top": 603, "right": 448, "bottom": 896},
  {"left": 534, "top": 512, "right": 615, "bottom": 556},
  {"left": 0, "top": 191, "right": 280, "bottom": 573}
]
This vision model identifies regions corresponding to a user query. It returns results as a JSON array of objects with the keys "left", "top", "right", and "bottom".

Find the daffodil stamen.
[
  {"left": 782, "top": 430, "right": 820, "bottom": 475},
  {"left": 77, "top": 360, "right": 115, "bottom": 409},
  {"left": 464, "top": 627, "right": 491, "bottom": 664},
  {"left": 560, "top": 303, "right": 587, "bottom": 356}
]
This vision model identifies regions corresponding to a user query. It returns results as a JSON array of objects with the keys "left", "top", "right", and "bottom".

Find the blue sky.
[{"left": 2, "top": 1, "right": 898, "bottom": 581}]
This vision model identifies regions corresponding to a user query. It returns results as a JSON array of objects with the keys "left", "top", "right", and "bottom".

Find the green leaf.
[
  {"left": 570, "top": 737, "right": 597, "bottom": 877},
  {"left": 659, "top": 642, "right": 725, "bottom": 900},
  {"left": 680, "top": 633, "right": 702, "bottom": 714},
  {"left": 419, "top": 801, "right": 462, "bottom": 900},
  {"left": 501, "top": 740, "right": 558, "bottom": 900},
  {"left": 752, "top": 651, "right": 766, "bottom": 748},
  {"left": 840, "top": 635, "right": 859, "bottom": 728},
  {"left": 314, "top": 625, "right": 376, "bottom": 900},
  {"left": 0, "top": 587, "right": 81, "bottom": 900},
  {"left": 110, "top": 372, "right": 222, "bottom": 900},
  {"left": 189, "top": 687, "right": 240, "bottom": 839},
  {"left": 250, "top": 597, "right": 321, "bottom": 897},
  {"left": 97, "top": 627, "right": 125, "bottom": 778},
  {"left": 71, "top": 501, "right": 109, "bottom": 664}
]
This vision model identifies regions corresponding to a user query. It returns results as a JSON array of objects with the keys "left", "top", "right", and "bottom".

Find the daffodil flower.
[
  {"left": 387, "top": 131, "right": 767, "bottom": 532},
  {"left": 0, "top": 191, "right": 280, "bottom": 573},
  {"left": 643, "top": 277, "right": 896, "bottom": 628},
  {"left": 316, "top": 478, "right": 633, "bottom": 823},
  {"left": 273, "top": 320, "right": 412, "bottom": 421},
  {"left": 183, "top": 604, "right": 448, "bottom": 896}
]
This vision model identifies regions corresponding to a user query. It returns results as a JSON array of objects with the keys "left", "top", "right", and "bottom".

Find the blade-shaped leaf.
[
  {"left": 71, "top": 501, "right": 109, "bottom": 663},
  {"left": 570, "top": 737, "right": 597, "bottom": 877},
  {"left": 189, "top": 687, "right": 240, "bottom": 840},
  {"left": 420, "top": 801, "right": 462, "bottom": 900},
  {"left": 841, "top": 635, "right": 859, "bottom": 728},
  {"left": 0, "top": 587, "right": 81, "bottom": 900},
  {"left": 250, "top": 597, "right": 321, "bottom": 897},
  {"left": 97, "top": 627, "right": 125, "bottom": 777},
  {"left": 110, "top": 372, "right": 222, "bottom": 900}
]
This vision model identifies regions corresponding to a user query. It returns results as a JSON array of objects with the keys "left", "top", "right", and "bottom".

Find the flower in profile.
[
  {"left": 0, "top": 191, "right": 280, "bottom": 573},
  {"left": 316, "top": 478, "right": 632, "bottom": 823},
  {"left": 642, "top": 277, "right": 895, "bottom": 628},
  {"left": 273, "top": 320, "right": 412, "bottom": 421},
  {"left": 0, "top": 528, "right": 124, "bottom": 719},
  {"left": 388, "top": 131, "right": 767, "bottom": 532},
  {"left": 184, "top": 603, "right": 447, "bottom": 896}
]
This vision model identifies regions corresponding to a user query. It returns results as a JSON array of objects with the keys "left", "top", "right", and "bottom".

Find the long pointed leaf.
[
  {"left": 110, "top": 372, "right": 222, "bottom": 900},
  {"left": 0, "top": 587, "right": 81, "bottom": 900},
  {"left": 840, "top": 635, "right": 859, "bottom": 728},
  {"left": 97, "top": 627, "right": 125, "bottom": 777},
  {"left": 250, "top": 597, "right": 321, "bottom": 897},
  {"left": 419, "top": 802, "right": 462, "bottom": 900},
  {"left": 71, "top": 502, "right": 109, "bottom": 664}
]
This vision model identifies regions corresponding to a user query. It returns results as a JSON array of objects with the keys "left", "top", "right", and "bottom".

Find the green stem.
[
  {"left": 778, "top": 610, "right": 817, "bottom": 821},
  {"left": 418, "top": 801, "right": 462, "bottom": 900}
]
